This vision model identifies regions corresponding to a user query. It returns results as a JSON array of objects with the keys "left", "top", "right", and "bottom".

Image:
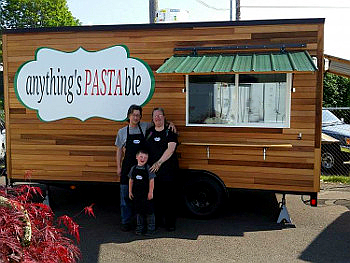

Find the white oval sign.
[{"left": 15, "top": 45, "right": 155, "bottom": 122}]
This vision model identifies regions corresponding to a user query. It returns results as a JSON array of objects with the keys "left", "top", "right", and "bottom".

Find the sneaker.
[
  {"left": 120, "top": 223, "right": 131, "bottom": 232},
  {"left": 144, "top": 230, "right": 155, "bottom": 236},
  {"left": 135, "top": 229, "right": 143, "bottom": 236}
]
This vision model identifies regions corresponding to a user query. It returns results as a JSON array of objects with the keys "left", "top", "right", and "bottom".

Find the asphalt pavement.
[
  {"left": 50, "top": 182, "right": 350, "bottom": 263},
  {"left": 2, "top": 177, "right": 350, "bottom": 263}
]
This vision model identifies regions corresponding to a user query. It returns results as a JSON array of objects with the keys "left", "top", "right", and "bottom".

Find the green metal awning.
[{"left": 156, "top": 51, "right": 317, "bottom": 74}]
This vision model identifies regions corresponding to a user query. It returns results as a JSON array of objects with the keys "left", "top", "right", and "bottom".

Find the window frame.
[{"left": 185, "top": 73, "right": 292, "bottom": 128}]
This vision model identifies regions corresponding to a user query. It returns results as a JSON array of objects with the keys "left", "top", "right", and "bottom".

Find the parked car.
[{"left": 321, "top": 109, "right": 350, "bottom": 173}]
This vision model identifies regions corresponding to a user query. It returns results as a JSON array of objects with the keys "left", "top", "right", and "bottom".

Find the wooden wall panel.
[{"left": 3, "top": 20, "right": 323, "bottom": 193}]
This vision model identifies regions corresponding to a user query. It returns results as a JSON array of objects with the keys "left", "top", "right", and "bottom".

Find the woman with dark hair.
[{"left": 146, "top": 107, "right": 179, "bottom": 231}]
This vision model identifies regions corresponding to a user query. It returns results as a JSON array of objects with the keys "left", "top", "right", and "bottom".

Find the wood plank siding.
[{"left": 2, "top": 19, "right": 324, "bottom": 193}]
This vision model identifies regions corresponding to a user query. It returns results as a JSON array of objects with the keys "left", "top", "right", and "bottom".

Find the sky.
[{"left": 66, "top": 0, "right": 350, "bottom": 60}]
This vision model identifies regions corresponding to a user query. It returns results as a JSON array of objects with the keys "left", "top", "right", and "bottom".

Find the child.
[{"left": 128, "top": 149, "right": 156, "bottom": 235}]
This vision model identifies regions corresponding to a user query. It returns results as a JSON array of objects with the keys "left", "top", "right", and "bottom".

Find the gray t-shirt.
[{"left": 115, "top": 122, "right": 151, "bottom": 148}]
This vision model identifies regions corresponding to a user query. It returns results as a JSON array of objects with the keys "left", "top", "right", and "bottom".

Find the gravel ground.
[{"left": 320, "top": 181, "right": 350, "bottom": 191}]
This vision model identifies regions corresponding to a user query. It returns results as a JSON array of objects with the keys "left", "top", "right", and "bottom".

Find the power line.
[
  {"left": 195, "top": 1, "right": 350, "bottom": 10},
  {"left": 195, "top": 0, "right": 229, "bottom": 11},
  {"left": 241, "top": 5, "right": 350, "bottom": 9}
]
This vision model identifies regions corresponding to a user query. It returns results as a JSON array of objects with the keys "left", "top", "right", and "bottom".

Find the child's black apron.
[
  {"left": 120, "top": 124, "right": 145, "bottom": 185},
  {"left": 132, "top": 166, "right": 153, "bottom": 214}
]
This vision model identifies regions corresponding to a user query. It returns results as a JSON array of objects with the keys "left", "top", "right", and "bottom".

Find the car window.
[{"left": 322, "top": 110, "right": 342, "bottom": 125}]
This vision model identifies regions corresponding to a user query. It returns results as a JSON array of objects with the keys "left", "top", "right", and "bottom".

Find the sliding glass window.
[{"left": 187, "top": 73, "right": 291, "bottom": 128}]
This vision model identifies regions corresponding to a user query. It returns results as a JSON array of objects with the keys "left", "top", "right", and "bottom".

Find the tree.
[
  {"left": 0, "top": 0, "right": 81, "bottom": 61},
  {"left": 0, "top": 169, "right": 95, "bottom": 262},
  {"left": 323, "top": 72, "right": 350, "bottom": 108},
  {"left": 0, "top": 0, "right": 80, "bottom": 29},
  {"left": 0, "top": 183, "right": 87, "bottom": 262}
]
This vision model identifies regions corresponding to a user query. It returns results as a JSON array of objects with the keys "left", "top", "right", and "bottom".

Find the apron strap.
[{"left": 127, "top": 123, "right": 145, "bottom": 139}]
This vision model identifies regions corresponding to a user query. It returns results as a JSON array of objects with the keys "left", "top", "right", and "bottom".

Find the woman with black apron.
[{"left": 146, "top": 107, "right": 179, "bottom": 231}]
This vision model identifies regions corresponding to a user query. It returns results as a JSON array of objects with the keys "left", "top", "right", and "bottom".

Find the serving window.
[{"left": 186, "top": 73, "right": 292, "bottom": 128}]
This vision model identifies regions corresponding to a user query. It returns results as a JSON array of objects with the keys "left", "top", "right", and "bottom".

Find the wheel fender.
[{"left": 179, "top": 169, "right": 227, "bottom": 196}]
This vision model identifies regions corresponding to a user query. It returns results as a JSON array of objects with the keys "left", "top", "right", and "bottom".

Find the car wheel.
[
  {"left": 182, "top": 176, "right": 225, "bottom": 218},
  {"left": 321, "top": 145, "right": 345, "bottom": 174},
  {"left": 322, "top": 151, "right": 335, "bottom": 170}
]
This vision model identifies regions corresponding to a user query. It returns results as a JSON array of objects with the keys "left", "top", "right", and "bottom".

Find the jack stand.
[{"left": 277, "top": 194, "right": 292, "bottom": 224}]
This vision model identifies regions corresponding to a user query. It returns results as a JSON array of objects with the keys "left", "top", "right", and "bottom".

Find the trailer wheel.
[{"left": 183, "top": 176, "right": 225, "bottom": 218}]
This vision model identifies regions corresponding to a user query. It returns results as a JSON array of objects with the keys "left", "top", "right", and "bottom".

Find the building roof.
[
  {"left": 3, "top": 18, "right": 325, "bottom": 34},
  {"left": 325, "top": 54, "right": 350, "bottom": 78}
]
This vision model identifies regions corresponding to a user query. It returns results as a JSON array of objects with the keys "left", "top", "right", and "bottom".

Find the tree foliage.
[
  {"left": 0, "top": 0, "right": 80, "bottom": 29},
  {"left": 323, "top": 72, "right": 350, "bottom": 107},
  {"left": 0, "top": 0, "right": 80, "bottom": 62},
  {"left": 0, "top": 184, "right": 81, "bottom": 263}
]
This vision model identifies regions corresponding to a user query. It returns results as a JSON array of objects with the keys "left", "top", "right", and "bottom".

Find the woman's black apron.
[
  {"left": 146, "top": 127, "right": 178, "bottom": 181},
  {"left": 120, "top": 124, "right": 145, "bottom": 185}
]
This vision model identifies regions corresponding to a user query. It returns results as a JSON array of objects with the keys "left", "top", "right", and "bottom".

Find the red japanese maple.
[{"left": 0, "top": 184, "right": 91, "bottom": 263}]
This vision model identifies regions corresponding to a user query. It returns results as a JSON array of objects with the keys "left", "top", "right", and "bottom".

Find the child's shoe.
[
  {"left": 144, "top": 229, "right": 155, "bottom": 236},
  {"left": 135, "top": 229, "right": 143, "bottom": 236}
]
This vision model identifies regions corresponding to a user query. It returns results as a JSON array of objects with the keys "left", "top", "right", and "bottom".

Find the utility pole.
[
  {"left": 230, "top": 0, "right": 233, "bottom": 21},
  {"left": 236, "top": 0, "right": 240, "bottom": 21},
  {"left": 149, "top": 0, "right": 158, "bottom": 24}
]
